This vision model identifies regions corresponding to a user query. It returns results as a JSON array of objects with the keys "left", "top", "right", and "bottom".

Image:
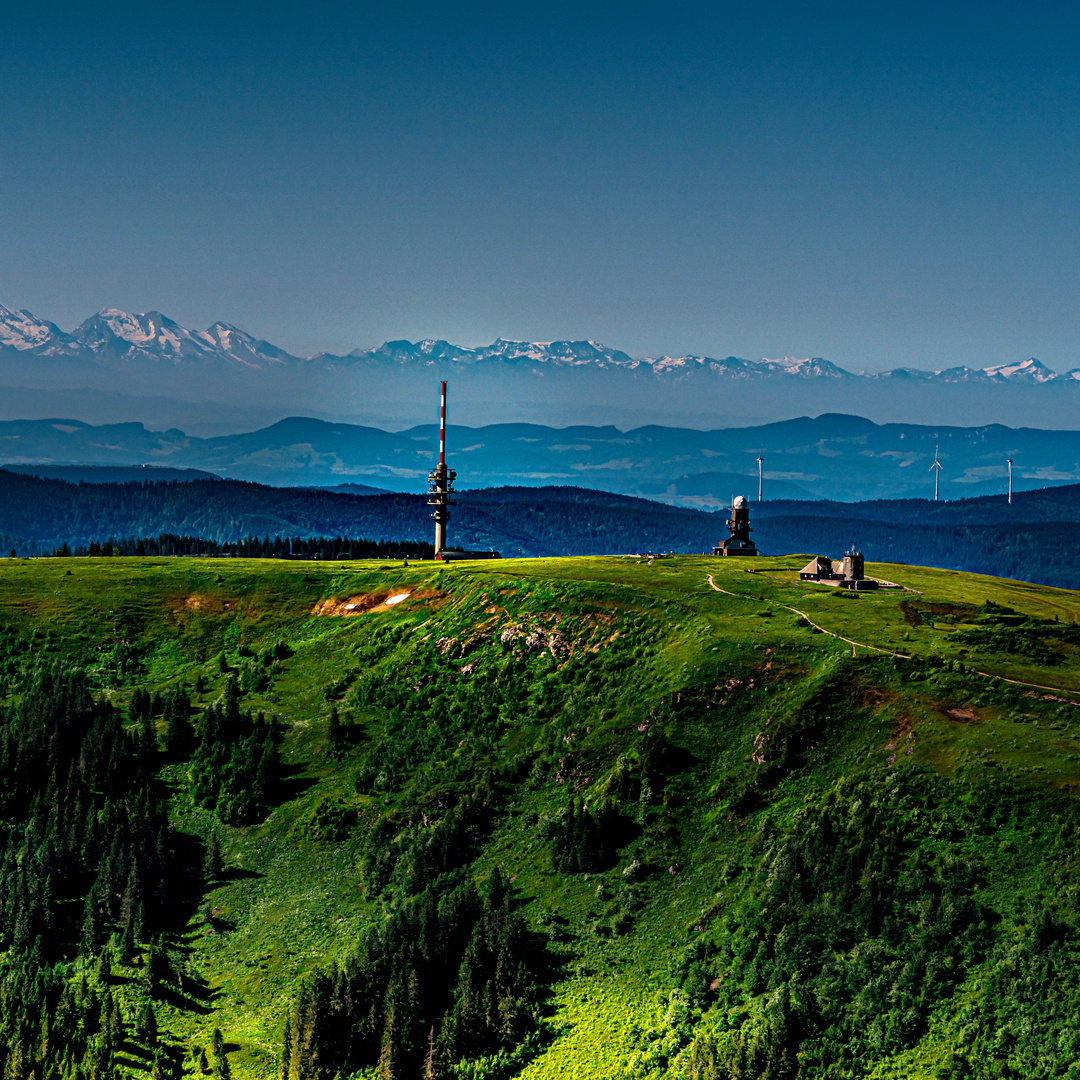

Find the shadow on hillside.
[
  {"left": 114, "top": 1054, "right": 151, "bottom": 1072},
  {"left": 153, "top": 830, "right": 214, "bottom": 939},
  {"left": 275, "top": 762, "right": 318, "bottom": 803},
  {"left": 102, "top": 971, "right": 138, "bottom": 988},
  {"left": 156, "top": 981, "right": 217, "bottom": 1015},
  {"left": 201, "top": 912, "right": 238, "bottom": 933},
  {"left": 201, "top": 866, "right": 262, "bottom": 906},
  {"left": 506, "top": 918, "right": 574, "bottom": 1073},
  {"left": 223, "top": 865, "right": 262, "bottom": 881}
]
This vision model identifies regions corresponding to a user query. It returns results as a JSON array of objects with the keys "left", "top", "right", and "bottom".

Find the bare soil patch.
[
  {"left": 944, "top": 707, "right": 978, "bottom": 723},
  {"left": 172, "top": 594, "right": 228, "bottom": 615},
  {"left": 313, "top": 589, "right": 440, "bottom": 617}
]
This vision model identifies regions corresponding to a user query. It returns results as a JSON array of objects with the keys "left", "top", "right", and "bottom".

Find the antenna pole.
[
  {"left": 428, "top": 380, "right": 456, "bottom": 558},
  {"left": 757, "top": 455, "right": 763, "bottom": 502},
  {"left": 439, "top": 380, "right": 446, "bottom": 465},
  {"left": 1008, "top": 458, "right": 1013, "bottom": 504}
]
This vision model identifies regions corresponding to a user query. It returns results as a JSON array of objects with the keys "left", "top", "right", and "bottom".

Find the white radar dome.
[{"left": 733, "top": 496, "right": 748, "bottom": 508}]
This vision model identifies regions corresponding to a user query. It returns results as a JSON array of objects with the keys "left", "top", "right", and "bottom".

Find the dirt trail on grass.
[
  {"left": 705, "top": 574, "right": 1080, "bottom": 703},
  {"left": 707, "top": 573, "right": 903, "bottom": 658}
]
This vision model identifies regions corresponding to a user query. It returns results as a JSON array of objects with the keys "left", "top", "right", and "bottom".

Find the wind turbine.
[
  {"left": 1007, "top": 458, "right": 1013, "bottom": 505},
  {"left": 929, "top": 445, "right": 943, "bottom": 501}
]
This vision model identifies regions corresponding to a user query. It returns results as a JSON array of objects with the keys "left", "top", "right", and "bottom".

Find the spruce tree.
[
  {"left": 95, "top": 945, "right": 111, "bottom": 984},
  {"left": 327, "top": 707, "right": 342, "bottom": 759},
  {"left": 141, "top": 708, "right": 157, "bottom": 754},
  {"left": 204, "top": 833, "right": 223, "bottom": 882},
  {"left": 137, "top": 1001, "right": 158, "bottom": 1047},
  {"left": 120, "top": 862, "right": 141, "bottom": 936},
  {"left": 80, "top": 892, "right": 102, "bottom": 956},
  {"left": 164, "top": 690, "right": 194, "bottom": 756},
  {"left": 422, "top": 1025, "right": 440, "bottom": 1080},
  {"left": 151, "top": 1049, "right": 170, "bottom": 1080}
]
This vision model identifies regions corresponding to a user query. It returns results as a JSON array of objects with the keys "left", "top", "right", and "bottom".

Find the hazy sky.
[{"left": 4, "top": 2, "right": 1080, "bottom": 370}]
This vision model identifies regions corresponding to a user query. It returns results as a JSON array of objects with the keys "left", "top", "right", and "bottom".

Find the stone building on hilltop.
[{"left": 799, "top": 547, "right": 877, "bottom": 590}]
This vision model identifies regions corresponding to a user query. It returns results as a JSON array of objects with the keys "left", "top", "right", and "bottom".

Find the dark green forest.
[
  {"left": 4, "top": 468, "right": 1080, "bottom": 588},
  {"left": 0, "top": 650, "right": 288, "bottom": 1079}
]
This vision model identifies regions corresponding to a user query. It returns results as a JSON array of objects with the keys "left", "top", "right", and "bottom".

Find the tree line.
[{"left": 44, "top": 532, "right": 433, "bottom": 560}]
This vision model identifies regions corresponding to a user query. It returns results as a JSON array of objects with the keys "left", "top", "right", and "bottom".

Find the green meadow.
[{"left": 3, "top": 552, "right": 1080, "bottom": 1079}]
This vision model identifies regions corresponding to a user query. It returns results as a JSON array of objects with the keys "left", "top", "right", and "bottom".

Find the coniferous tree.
[
  {"left": 81, "top": 891, "right": 103, "bottom": 956},
  {"left": 141, "top": 707, "right": 157, "bottom": 755},
  {"left": 151, "top": 1049, "right": 170, "bottom": 1080},
  {"left": 95, "top": 944, "right": 112, "bottom": 984},
  {"left": 204, "top": 833, "right": 223, "bottom": 882},
  {"left": 164, "top": 688, "right": 194, "bottom": 756},
  {"left": 327, "top": 707, "right": 343, "bottom": 759},
  {"left": 422, "top": 1025, "right": 440, "bottom": 1080},
  {"left": 136, "top": 1000, "right": 158, "bottom": 1047}
]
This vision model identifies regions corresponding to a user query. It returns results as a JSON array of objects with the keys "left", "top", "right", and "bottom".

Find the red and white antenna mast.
[
  {"left": 427, "top": 380, "right": 456, "bottom": 557},
  {"left": 439, "top": 380, "right": 447, "bottom": 465}
]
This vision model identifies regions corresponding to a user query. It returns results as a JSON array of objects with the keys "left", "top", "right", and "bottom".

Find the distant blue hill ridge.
[
  {"left": 1, "top": 464, "right": 220, "bottom": 485},
  {"left": 1, "top": 412, "right": 1080, "bottom": 504}
]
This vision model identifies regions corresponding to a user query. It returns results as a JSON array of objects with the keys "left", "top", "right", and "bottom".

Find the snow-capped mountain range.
[
  {"left": 3, "top": 302, "right": 1080, "bottom": 384},
  {"left": 0, "top": 305, "right": 293, "bottom": 368}
]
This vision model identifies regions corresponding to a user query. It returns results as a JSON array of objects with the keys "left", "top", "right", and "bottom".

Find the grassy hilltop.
[{"left": 3, "top": 553, "right": 1080, "bottom": 1079}]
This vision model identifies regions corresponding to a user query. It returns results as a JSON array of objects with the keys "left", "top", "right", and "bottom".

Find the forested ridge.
[
  {"left": 1, "top": 555, "right": 1080, "bottom": 1077},
  {"left": 5, "top": 469, "right": 1080, "bottom": 588},
  {"left": 0, "top": 470, "right": 714, "bottom": 561}
]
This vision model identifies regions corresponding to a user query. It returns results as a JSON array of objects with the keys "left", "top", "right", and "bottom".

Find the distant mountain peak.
[
  {"left": 982, "top": 357, "right": 1056, "bottom": 382},
  {"left": 759, "top": 356, "right": 851, "bottom": 378},
  {"left": 0, "top": 304, "right": 77, "bottom": 353},
  {"left": 2, "top": 301, "right": 1080, "bottom": 396},
  {"left": 875, "top": 358, "right": 1063, "bottom": 385},
  {"left": 76, "top": 309, "right": 181, "bottom": 355},
  {"left": 57, "top": 307, "right": 298, "bottom": 368}
]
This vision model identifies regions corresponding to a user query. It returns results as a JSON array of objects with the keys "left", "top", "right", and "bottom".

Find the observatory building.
[{"left": 713, "top": 496, "right": 758, "bottom": 556}]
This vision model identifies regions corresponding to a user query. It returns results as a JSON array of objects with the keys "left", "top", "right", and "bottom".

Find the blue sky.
[{"left": 3, "top": 1, "right": 1080, "bottom": 370}]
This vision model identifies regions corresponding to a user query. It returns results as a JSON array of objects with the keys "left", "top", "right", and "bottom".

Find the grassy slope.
[{"left": 3, "top": 553, "right": 1080, "bottom": 1077}]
